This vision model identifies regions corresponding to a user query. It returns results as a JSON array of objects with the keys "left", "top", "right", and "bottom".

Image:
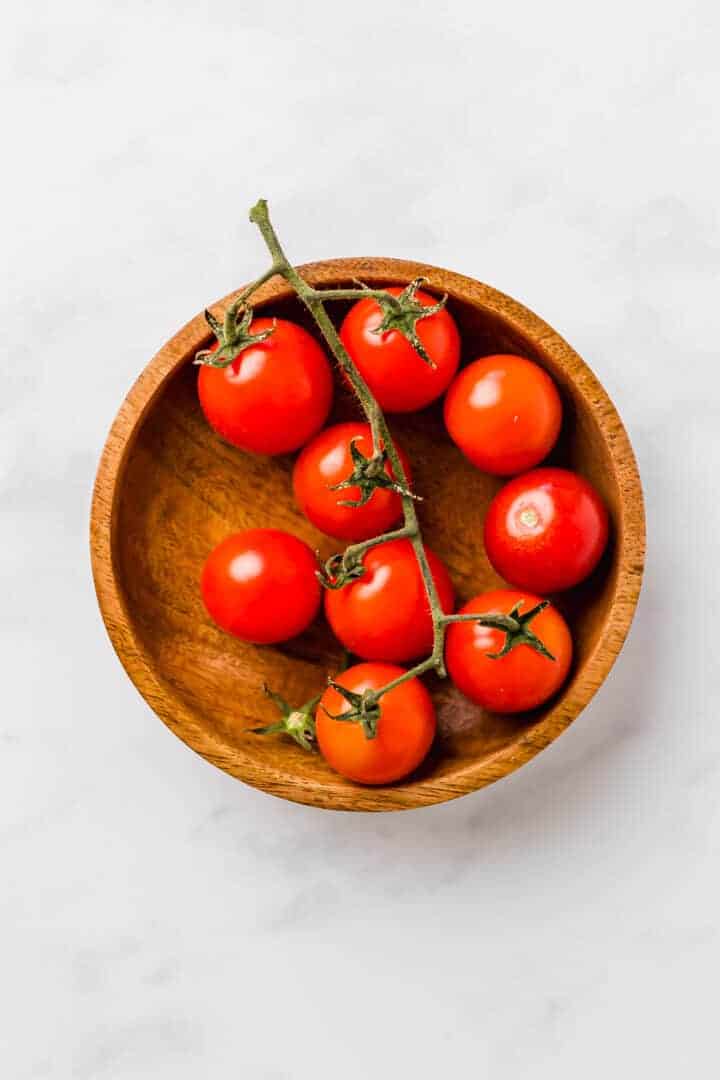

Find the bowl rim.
[{"left": 90, "top": 257, "right": 646, "bottom": 812}]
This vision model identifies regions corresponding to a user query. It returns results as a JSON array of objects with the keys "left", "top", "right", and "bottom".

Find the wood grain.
[{"left": 90, "top": 259, "right": 645, "bottom": 811}]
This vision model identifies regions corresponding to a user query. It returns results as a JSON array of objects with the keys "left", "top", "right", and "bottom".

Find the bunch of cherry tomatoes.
[{"left": 197, "top": 286, "right": 609, "bottom": 786}]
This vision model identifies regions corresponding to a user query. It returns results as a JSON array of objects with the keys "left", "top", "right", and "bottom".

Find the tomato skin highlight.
[
  {"left": 324, "top": 539, "right": 454, "bottom": 662},
  {"left": 200, "top": 528, "right": 321, "bottom": 644},
  {"left": 316, "top": 662, "right": 436, "bottom": 784},
  {"left": 197, "top": 317, "right": 332, "bottom": 454},
  {"left": 444, "top": 354, "right": 562, "bottom": 475},
  {"left": 292, "top": 422, "right": 411, "bottom": 541},
  {"left": 339, "top": 287, "right": 460, "bottom": 412},
  {"left": 484, "top": 467, "right": 609, "bottom": 593},
  {"left": 446, "top": 590, "right": 572, "bottom": 713}
]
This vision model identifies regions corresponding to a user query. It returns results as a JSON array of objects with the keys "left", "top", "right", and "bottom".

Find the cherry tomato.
[
  {"left": 324, "top": 539, "right": 454, "bottom": 661},
  {"left": 446, "top": 589, "right": 572, "bottom": 712},
  {"left": 197, "top": 317, "right": 333, "bottom": 454},
  {"left": 339, "top": 286, "right": 460, "bottom": 412},
  {"left": 292, "top": 422, "right": 412, "bottom": 541},
  {"left": 484, "top": 467, "right": 609, "bottom": 592},
  {"left": 316, "top": 662, "right": 436, "bottom": 784},
  {"left": 201, "top": 528, "right": 320, "bottom": 644},
  {"left": 444, "top": 354, "right": 562, "bottom": 475}
]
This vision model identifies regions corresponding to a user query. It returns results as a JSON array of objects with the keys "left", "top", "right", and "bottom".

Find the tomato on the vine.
[
  {"left": 197, "top": 318, "right": 333, "bottom": 454},
  {"left": 316, "top": 662, "right": 436, "bottom": 784},
  {"left": 201, "top": 528, "right": 320, "bottom": 644},
  {"left": 444, "top": 354, "right": 562, "bottom": 475},
  {"left": 324, "top": 539, "right": 454, "bottom": 662},
  {"left": 292, "top": 422, "right": 412, "bottom": 541},
  {"left": 339, "top": 286, "right": 460, "bottom": 412},
  {"left": 484, "top": 467, "right": 609, "bottom": 593},
  {"left": 446, "top": 589, "right": 572, "bottom": 712}
]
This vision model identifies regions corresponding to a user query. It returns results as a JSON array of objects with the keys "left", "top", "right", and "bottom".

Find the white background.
[{"left": 2, "top": 2, "right": 718, "bottom": 1076}]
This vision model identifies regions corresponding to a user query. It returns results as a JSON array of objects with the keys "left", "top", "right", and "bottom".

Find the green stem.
[
  {"left": 441, "top": 613, "right": 518, "bottom": 628},
  {"left": 246, "top": 199, "right": 450, "bottom": 697},
  {"left": 306, "top": 287, "right": 400, "bottom": 304},
  {"left": 365, "top": 656, "right": 437, "bottom": 700},
  {"left": 230, "top": 265, "right": 280, "bottom": 311},
  {"left": 340, "top": 525, "right": 414, "bottom": 569}
]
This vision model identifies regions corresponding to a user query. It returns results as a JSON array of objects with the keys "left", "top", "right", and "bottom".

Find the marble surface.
[{"left": 2, "top": 1, "right": 718, "bottom": 1076}]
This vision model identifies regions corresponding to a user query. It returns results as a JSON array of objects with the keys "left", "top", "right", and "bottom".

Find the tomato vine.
[{"left": 200, "top": 199, "right": 544, "bottom": 735}]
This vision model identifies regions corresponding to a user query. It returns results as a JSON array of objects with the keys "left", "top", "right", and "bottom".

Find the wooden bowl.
[{"left": 91, "top": 258, "right": 645, "bottom": 811}]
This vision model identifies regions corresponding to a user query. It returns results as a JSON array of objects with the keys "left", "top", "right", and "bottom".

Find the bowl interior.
[{"left": 108, "top": 263, "right": 636, "bottom": 810}]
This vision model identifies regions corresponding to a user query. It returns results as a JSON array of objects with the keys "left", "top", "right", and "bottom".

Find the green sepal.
[
  {"left": 250, "top": 684, "right": 320, "bottom": 752},
  {"left": 203, "top": 308, "right": 224, "bottom": 340},
  {"left": 477, "top": 600, "right": 557, "bottom": 662},
  {"left": 316, "top": 551, "right": 366, "bottom": 591},
  {"left": 321, "top": 679, "right": 380, "bottom": 740},
  {"left": 329, "top": 437, "right": 417, "bottom": 509},
  {"left": 194, "top": 303, "right": 276, "bottom": 369},
  {"left": 369, "top": 277, "right": 448, "bottom": 368}
]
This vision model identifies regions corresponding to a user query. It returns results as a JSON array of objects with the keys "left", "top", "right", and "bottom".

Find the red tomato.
[
  {"left": 292, "top": 422, "right": 412, "bottom": 541},
  {"left": 316, "top": 662, "right": 436, "bottom": 784},
  {"left": 197, "top": 318, "right": 332, "bottom": 454},
  {"left": 446, "top": 589, "right": 572, "bottom": 712},
  {"left": 201, "top": 528, "right": 320, "bottom": 644},
  {"left": 339, "top": 287, "right": 460, "bottom": 412},
  {"left": 484, "top": 467, "right": 609, "bottom": 592},
  {"left": 324, "top": 539, "right": 454, "bottom": 661},
  {"left": 444, "top": 354, "right": 562, "bottom": 475}
]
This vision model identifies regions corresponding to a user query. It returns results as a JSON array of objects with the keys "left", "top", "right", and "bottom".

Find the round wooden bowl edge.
[{"left": 90, "top": 257, "right": 646, "bottom": 812}]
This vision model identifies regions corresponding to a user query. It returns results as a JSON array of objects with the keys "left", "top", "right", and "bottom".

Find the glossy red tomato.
[
  {"left": 292, "top": 422, "right": 412, "bottom": 541},
  {"left": 324, "top": 539, "right": 454, "bottom": 661},
  {"left": 316, "top": 662, "right": 436, "bottom": 784},
  {"left": 484, "top": 467, "right": 609, "bottom": 592},
  {"left": 446, "top": 589, "right": 572, "bottom": 712},
  {"left": 339, "top": 287, "right": 460, "bottom": 412},
  {"left": 201, "top": 528, "right": 320, "bottom": 643},
  {"left": 197, "top": 318, "right": 333, "bottom": 454},
  {"left": 444, "top": 354, "right": 562, "bottom": 475}
]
